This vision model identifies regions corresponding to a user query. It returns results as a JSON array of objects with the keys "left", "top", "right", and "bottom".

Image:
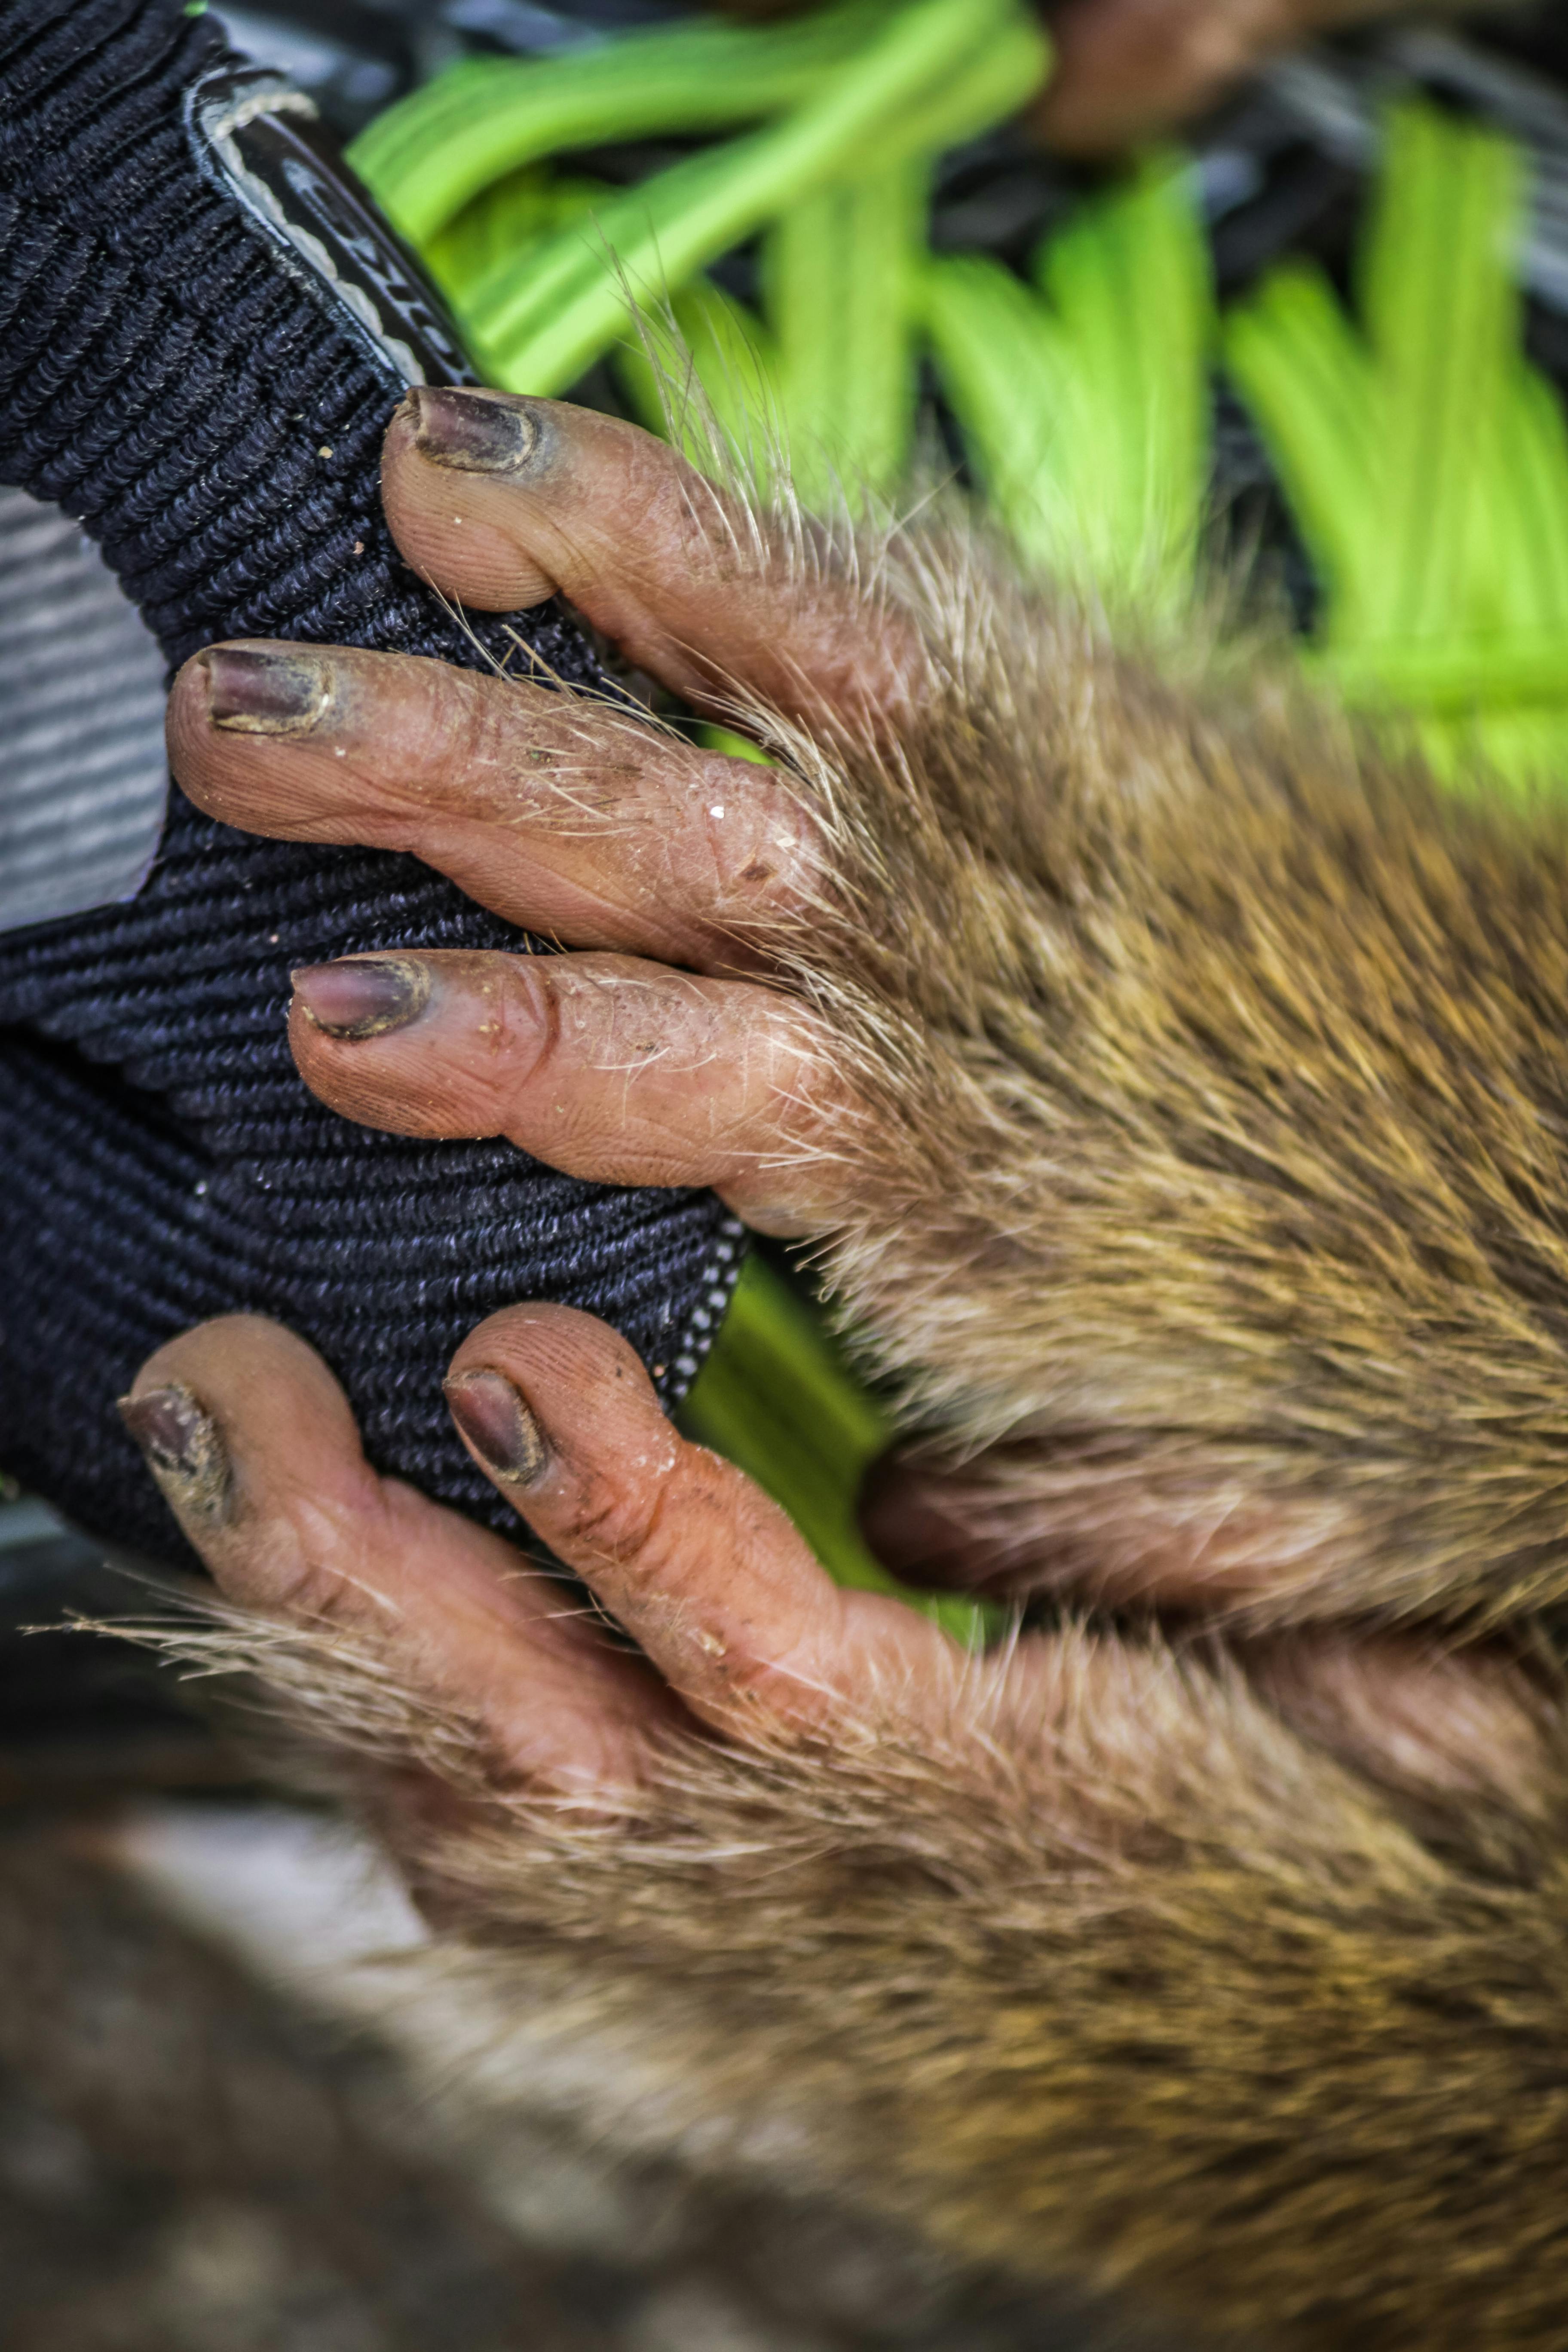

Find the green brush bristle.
[
  {"left": 920, "top": 151, "right": 1212, "bottom": 603},
  {"left": 1227, "top": 102, "right": 1568, "bottom": 787}
]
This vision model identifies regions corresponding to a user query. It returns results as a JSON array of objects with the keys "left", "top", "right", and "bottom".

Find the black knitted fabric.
[{"left": 0, "top": 0, "right": 741, "bottom": 1565}]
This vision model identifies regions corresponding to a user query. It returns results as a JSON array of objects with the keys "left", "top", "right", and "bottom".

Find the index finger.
[{"left": 381, "top": 389, "right": 921, "bottom": 736}]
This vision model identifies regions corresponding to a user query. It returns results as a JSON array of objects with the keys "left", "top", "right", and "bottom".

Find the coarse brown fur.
[
  {"left": 162, "top": 494, "right": 1568, "bottom": 2346},
  {"left": 154, "top": 1595, "right": 1568, "bottom": 2352},
  {"left": 746, "top": 523, "right": 1568, "bottom": 1634}
]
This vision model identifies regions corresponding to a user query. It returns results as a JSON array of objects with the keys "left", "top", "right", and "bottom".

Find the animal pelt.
[
  {"left": 748, "top": 524, "right": 1568, "bottom": 1635},
  {"left": 163, "top": 499, "right": 1568, "bottom": 2348}
]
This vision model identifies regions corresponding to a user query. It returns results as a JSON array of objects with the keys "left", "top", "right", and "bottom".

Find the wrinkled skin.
[{"left": 145, "top": 386, "right": 1551, "bottom": 1827}]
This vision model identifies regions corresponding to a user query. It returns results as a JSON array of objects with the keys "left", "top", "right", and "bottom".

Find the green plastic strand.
[
  {"left": 1032, "top": 150, "right": 1211, "bottom": 601},
  {"left": 762, "top": 155, "right": 928, "bottom": 504},
  {"left": 1358, "top": 104, "right": 1524, "bottom": 646},
  {"left": 919, "top": 153, "right": 1212, "bottom": 603},
  {"left": 1225, "top": 100, "right": 1568, "bottom": 783},
  {"left": 454, "top": 0, "right": 1045, "bottom": 395},
  {"left": 614, "top": 277, "right": 782, "bottom": 477},
  {"left": 1313, "top": 629, "right": 1568, "bottom": 712},
  {"left": 917, "top": 249, "right": 1067, "bottom": 564},
  {"left": 349, "top": 0, "right": 899, "bottom": 245},
  {"left": 423, "top": 164, "right": 603, "bottom": 303},
  {"left": 1221, "top": 261, "right": 1378, "bottom": 627}
]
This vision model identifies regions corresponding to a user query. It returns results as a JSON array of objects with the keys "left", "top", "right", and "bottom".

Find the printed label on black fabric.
[{"left": 185, "top": 66, "right": 475, "bottom": 390}]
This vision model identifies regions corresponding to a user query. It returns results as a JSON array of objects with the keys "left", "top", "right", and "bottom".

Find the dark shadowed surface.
[
  {"left": 0, "top": 1499, "right": 1188, "bottom": 2352},
  {"left": 0, "top": 1823, "right": 1182, "bottom": 2352}
]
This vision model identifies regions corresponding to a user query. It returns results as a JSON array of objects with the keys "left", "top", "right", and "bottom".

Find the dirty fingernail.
[
  {"left": 445, "top": 1369, "right": 548, "bottom": 1487},
  {"left": 407, "top": 386, "right": 541, "bottom": 475},
  {"left": 118, "top": 1383, "right": 233, "bottom": 1526},
  {"left": 205, "top": 645, "right": 332, "bottom": 734},
  {"left": 291, "top": 956, "right": 431, "bottom": 1040}
]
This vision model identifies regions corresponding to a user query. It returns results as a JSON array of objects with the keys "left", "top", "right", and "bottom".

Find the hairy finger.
[
  {"left": 381, "top": 389, "right": 919, "bottom": 733},
  {"left": 859, "top": 1441, "right": 1562, "bottom": 1824},
  {"left": 118, "top": 1315, "right": 671, "bottom": 1794},
  {"left": 443, "top": 1303, "right": 952, "bottom": 1740},
  {"left": 168, "top": 640, "right": 817, "bottom": 974},
  {"left": 288, "top": 947, "right": 857, "bottom": 1237},
  {"left": 1243, "top": 1627, "right": 1561, "bottom": 1826}
]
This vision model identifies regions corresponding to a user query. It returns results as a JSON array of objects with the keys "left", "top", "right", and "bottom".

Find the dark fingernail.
[
  {"left": 291, "top": 956, "right": 431, "bottom": 1040},
  {"left": 205, "top": 645, "right": 332, "bottom": 734},
  {"left": 407, "top": 386, "right": 541, "bottom": 475},
  {"left": 445, "top": 1369, "right": 548, "bottom": 1487},
  {"left": 117, "top": 1383, "right": 233, "bottom": 1527}
]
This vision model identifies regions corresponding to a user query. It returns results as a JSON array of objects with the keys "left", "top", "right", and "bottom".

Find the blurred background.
[{"left": 5, "top": 3, "right": 1568, "bottom": 2344}]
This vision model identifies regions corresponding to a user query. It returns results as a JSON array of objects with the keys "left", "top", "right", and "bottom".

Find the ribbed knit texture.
[{"left": 0, "top": 0, "right": 741, "bottom": 1565}]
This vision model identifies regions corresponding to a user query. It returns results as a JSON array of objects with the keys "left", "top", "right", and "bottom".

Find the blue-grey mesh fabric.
[{"left": 0, "top": 0, "right": 741, "bottom": 1566}]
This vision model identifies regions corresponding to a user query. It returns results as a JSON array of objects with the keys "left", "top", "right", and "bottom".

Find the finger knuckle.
[
  {"left": 625, "top": 451, "right": 737, "bottom": 581},
  {"left": 411, "top": 662, "right": 500, "bottom": 785},
  {"left": 706, "top": 777, "right": 821, "bottom": 923},
  {"left": 564, "top": 1461, "right": 670, "bottom": 1571},
  {"left": 246, "top": 1499, "right": 368, "bottom": 1629},
  {"left": 710, "top": 1644, "right": 798, "bottom": 1714},
  {"left": 445, "top": 959, "right": 554, "bottom": 1129}
]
